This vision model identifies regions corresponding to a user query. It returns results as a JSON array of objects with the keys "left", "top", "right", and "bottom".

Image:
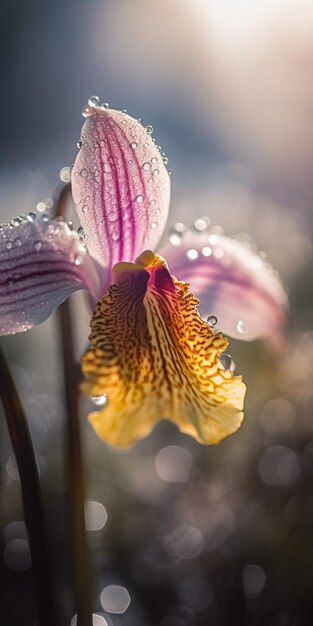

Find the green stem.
[
  {"left": 55, "top": 182, "right": 93, "bottom": 626},
  {"left": 0, "top": 346, "right": 56, "bottom": 626}
]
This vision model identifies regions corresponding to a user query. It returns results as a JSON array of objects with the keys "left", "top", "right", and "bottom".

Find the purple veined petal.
[
  {"left": 0, "top": 215, "right": 100, "bottom": 335},
  {"left": 71, "top": 104, "right": 170, "bottom": 279},
  {"left": 159, "top": 230, "right": 288, "bottom": 342}
]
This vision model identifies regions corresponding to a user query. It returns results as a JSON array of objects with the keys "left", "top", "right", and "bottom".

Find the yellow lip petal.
[{"left": 81, "top": 251, "right": 246, "bottom": 447}]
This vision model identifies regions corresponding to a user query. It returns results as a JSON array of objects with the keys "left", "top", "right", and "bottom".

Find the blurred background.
[{"left": 1, "top": 0, "right": 313, "bottom": 624}]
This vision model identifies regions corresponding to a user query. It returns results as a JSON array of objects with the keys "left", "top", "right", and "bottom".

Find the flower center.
[{"left": 81, "top": 251, "right": 246, "bottom": 447}]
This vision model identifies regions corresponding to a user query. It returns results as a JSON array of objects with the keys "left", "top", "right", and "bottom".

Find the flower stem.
[
  {"left": 0, "top": 345, "right": 56, "bottom": 626},
  {"left": 59, "top": 299, "right": 93, "bottom": 626},
  {"left": 55, "top": 182, "right": 93, "bottom": 626}
]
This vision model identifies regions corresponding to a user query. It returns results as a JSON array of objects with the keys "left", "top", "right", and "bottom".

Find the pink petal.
[
  {"left": 0, "top": 215, "right": 100, "bottom": 335},
  {"left": 71, "top": 103, "right": 170, "bottom": 278},
  {"left": 159, "top": 230, "right": 287, "bottom": 342}
]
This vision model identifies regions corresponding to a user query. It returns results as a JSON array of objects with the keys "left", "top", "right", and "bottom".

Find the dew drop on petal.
[
  {"left": 34, "top": 241, "right": 43, "bottom": 252},
  {"left": 174, "top": 222, "right": 186, "bottom": 233},
  {"left": 214, "top": 247, "right": 224, "bottom": 259},
  {"left": 237, "top": 320, "right": 248, "bottom": 334},
  {"left": 27, "top": 212, "right": 37, "bottom": 222},
  {"left": 135, "top": 194, "right": 144, "bottom": 204},
  {"left": 131, "top": 142, "right": 137, "bottom": 149},
  {"left": 169, "top": 233, "right": 182, "bottom": 246},
  {"left": 202, "top": 246, "right": 212, "bottom": 256},
  {"left": 219, "top": 354, "right": 232, "bottom": 370},
  {"left": 5, "top": 241, "right": 13, "bottom": 250},
  {"left": 59, "top": 166, "right": 71, "bottom": 182},
  {"left": 208, "top": 234, "right": 219, "bottom": 245},
  {"left": 143, "top": 162, "right": 151, "bottom": 171},
  {"left": 187, "top": 249, "right": 199, "bottom": 260},
  {"left": 207, "top": 315, "right": 218, "bottom": 328},
  {"left": 36, "top": 201, "right": 46, "bottom": 213},
  {"left": 91, "top": 395, "right": 108, "bottom": 407},
  {"left": 194, "top": 217, "right": 209, "bottom": 231},
  {"left": 150, "top": 221, "right": 158, "bottom": 230},
  {"left": 88, "top": 95, "right": 100, "bottom": 107}
]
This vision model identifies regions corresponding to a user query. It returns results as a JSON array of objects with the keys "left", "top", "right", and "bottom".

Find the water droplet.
[
  {"left": 237, "top": 320, "right": 248, "bottom": 334},
  {"left": 80, "top": 168, "right": 88, "bottom": 178},
  {"left": 131, "top": 142, "right": 137, "bottom": 149},
  {"left": 36, "top": 201, "right": 46, "bottom": 213},
  {"left": 77, "top": 226, "right": 85, "bottom": 239},
  {"left": 14, "top": 238, "right": 22, "bottom": 247},
  {"left": 81, "top": 205, "right": 88, "bottom": 214},
  {"left": 207, "top": 315, "right": 218, "bottom": 328},
  {"left": 208, "top": 234, "right": 219, "bottom": 245},
  {"left": 13, "top": 217, "right": 23, "bottom": 227},
  {"left": 100, "top": 102, "right": 109, "bottom": 110},
  {"left": 5, "top": 241, "right": 13, "bottom": 250},
  {"left": 151, "top": 157, "right": 158, "bottom": 164},
  {"left": 187, "top": 248, "right": 198, "bottom": 260},
  {"left": 219, "top": 354, "right": 232, "bottom": 370},
  {"left": 162, "top": 156, "right": 169, "bottom": 165},
  {"left": 41, "top": 214, "right": 49, "bottom": 222},
  {"left": 169, "top": 232, "right": 182, "bottom": 246},
  {"left": 112, "top": 230, "right": 120, "bottom": 242},
  {"left": 202, "top": 246, "right": 212, "bottom": 257},
  {"left": 91, "top": 395, "right": 108, "bottom": 407},
  {"left": 74, "top": 254, "right": 82, "bottom": 266},
  {"left": 59, "top": 166, "right": 71, "bottom": 183},
  {"left": 143, "top": 162, "right": 151, "bottom": 171},
  {"left": 27, "top": 212, "right": 37, "bottom": 222},
  {"left": 88, "top": 95, "right": 100, "bottom": 107},
  {"left": 77, "top": 139, "right": 83, "bottom": 149},
  {"left": 213, "top": 248, "right": 224, "bottom": 260},
  {"left": 150, "top": 221, "right": 158, "bottom": 230},
  {"left": 174, "top": 222, "right": 186, "bottom": 233},
  {"left": 145, "top": 125, "right": 153, "bottom": 134},
  {"left": 82, "top": 106, "right": 93, "bottom": 118},
  {"left": 152, "top": 169, "right": 159, "bottom": 177},
  {"left": 135, "top": 194, "right": 144, "bottom": 204},
  {"left": 34, "top": 241, "right": 42, "bottom": 252},
  {"left": 194, "top": 217, "right": 209, "bottom": 232}
]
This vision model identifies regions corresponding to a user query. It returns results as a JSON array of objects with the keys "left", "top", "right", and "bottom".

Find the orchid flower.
[{"left": 0, "top": 98, "right": 287, "bottom": 447}]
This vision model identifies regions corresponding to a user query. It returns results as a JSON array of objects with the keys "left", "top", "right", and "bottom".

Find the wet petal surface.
[
  {"left": 82, "top": 251, "right": 245, "bottom": 447},
  {"left": 160, "top": 230, "right": 288, "bottom": 342},
  {"left": 0, "top": 216, "right": 99, "bottom": 335},
  {"left": 72, "top": 103, "right": 170, "bottom": 281}
]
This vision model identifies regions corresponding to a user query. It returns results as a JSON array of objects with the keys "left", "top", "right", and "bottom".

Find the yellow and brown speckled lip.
[{"left": 81, "top": 251, "right": 246, "bottom": 447}]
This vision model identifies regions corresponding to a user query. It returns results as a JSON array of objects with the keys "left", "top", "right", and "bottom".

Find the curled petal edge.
[{"left": 0, "top": 216, "right": 100, "bottom": 335}]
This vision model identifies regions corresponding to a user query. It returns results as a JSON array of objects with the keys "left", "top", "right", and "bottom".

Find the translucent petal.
[
  {"left": 81, "top": 251, "right": 246, "bottom": 447},
  {"left": 72, "top": 106, "right": 170, "bottom": 280},
  {"left": 0, "top": 216, "right": 100, "bottom": 335},
  {"left": 160, "top": 231, "right": 287, "bottom": 342}
]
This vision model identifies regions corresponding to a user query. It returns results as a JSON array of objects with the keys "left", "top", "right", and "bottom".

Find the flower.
[{"left": 0, "top": 97, "right": 287, "bottom": 446}]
